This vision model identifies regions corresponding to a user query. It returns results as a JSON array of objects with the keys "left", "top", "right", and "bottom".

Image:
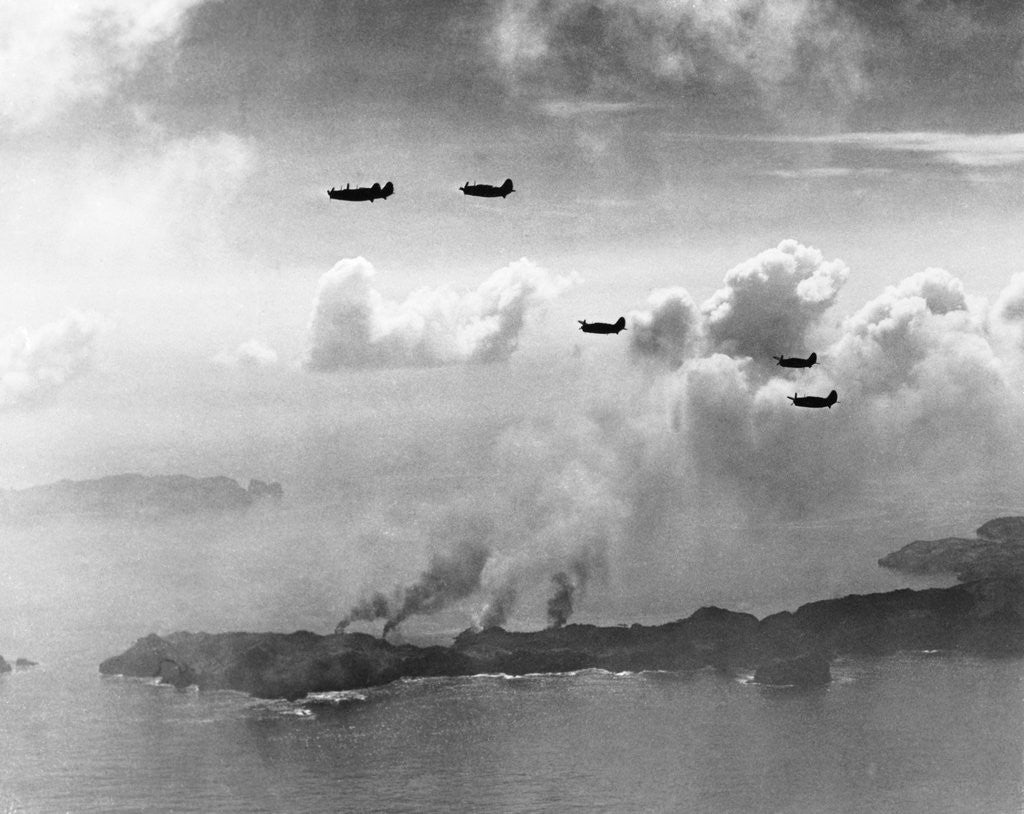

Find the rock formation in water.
[
  {"left": 0, "top": 656, "right": 10, "bottom": 674},
  {"left": 100, "top": 578, "right": 1024, "bottom": 699},
  {"left": 879, "top": 516, "right": 1024, "bottom": 581},
  {"left": 0, "top": 474, "right": 283, "bottom": 520}
]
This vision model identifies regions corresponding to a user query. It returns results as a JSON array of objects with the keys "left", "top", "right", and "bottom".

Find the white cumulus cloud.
[
  {"left": 0, "top": 310, "right": 107, "bottom": 408},
  {"left": 304, "top": 257, "right": 579, "bottom": 370},
  {"left": 701, "top": 239, "right": 849, "bottom": 360},
  {"left": 628, "top": 287, "right": 701, "bottom": 368}
]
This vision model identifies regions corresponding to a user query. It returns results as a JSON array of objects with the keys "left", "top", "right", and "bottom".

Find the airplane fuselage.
[
  {"left": 460, "top": 179, "right": 514, "bottom": 198},
  {"left": 579, "top": 318, "right": 626, "bottom": 335},
  {"left": 328, "top": 182, "right": 393, "bottom": 202},
  {"left": 788, "top": 390, "right": 838, "bottom": 408},
  {"left": 774, "top": 353, "right": 817, "bottom": 368}
]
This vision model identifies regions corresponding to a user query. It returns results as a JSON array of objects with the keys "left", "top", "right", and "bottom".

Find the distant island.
[
  {"left": 879, "top": 516, "right": 1024, "bottom": 581},
  {"left": 0, "top": 656, "right": 37, "bottom": 673},
  {"left": 100, "top": 577, "right": 1024, "bottom": 700},
  {"left": 0, "top": 474, "right": 283, "bottom": 520}
]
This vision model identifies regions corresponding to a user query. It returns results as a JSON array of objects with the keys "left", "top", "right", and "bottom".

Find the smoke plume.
[
  {"left": 383, "top": 539, "right": 492, "bottom": 636},
  {"left": 477, "top": 583, "right": 518, "bottom": 630},
  {"left": 304, "top": 257, "right": 578, "bottom": 370},
  {"left": 334, "top": 592, "right": 391, "bottom": 635},
  {"left": 336, "top": 514, "right": 495, "bottom": 635},
  {"left": 546, "top": 546, "right": 608, "bottom": 628},
  {"left": 0, "top": 310, "right": 106, "bottom": 408}
]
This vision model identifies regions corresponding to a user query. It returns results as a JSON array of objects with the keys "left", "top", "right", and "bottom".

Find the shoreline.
[{"left": 100, "top": 577, "right": 1024, "bottom": 700}]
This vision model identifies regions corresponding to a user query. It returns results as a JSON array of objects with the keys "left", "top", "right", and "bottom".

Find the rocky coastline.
[
  {"left": 879, "top": 516, "right": 1024, "bottom": 581},
  {"left": 100, "top": 577, "right": 1024, "bottom": 700}
]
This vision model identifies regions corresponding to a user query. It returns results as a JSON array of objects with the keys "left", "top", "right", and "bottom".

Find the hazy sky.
[{"left": 7, "top": 0, "right": 1024, "bottom": 633}]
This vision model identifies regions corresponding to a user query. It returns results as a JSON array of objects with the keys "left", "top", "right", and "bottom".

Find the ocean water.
[{"left": 1, "top": 654, "right": 1021, "bottom": 813}]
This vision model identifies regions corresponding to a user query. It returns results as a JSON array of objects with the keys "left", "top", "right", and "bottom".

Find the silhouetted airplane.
[
  {"left": 774, "top": 352, "right": 817, "bottom": 368},
  {"left": 460, "top": 178, "right": 514, "bottom": 198},
  {"left": 328, "top": 182, "right": 394, "bottom": 202},
  {"left": 788, "top": 390, "right": 838, "bottom": 409},
  {"left": 579, "top": 317, "right": 626, "bottom": 335}
]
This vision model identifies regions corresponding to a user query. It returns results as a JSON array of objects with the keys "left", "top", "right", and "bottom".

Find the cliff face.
[
  {"left": 100, "top": 578, "right": 1024, "bottom": 699},
  {"left": 0, "top": 474, "right": 283, "bottom": 520},
  {"left": 879, "top": 516, "right": 1024, "bottom": 581}
]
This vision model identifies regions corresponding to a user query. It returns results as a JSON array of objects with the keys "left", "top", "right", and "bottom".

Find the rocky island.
[
  {"left": 101, "top": 578, "right": 1024, "bottom": 700},
  {"left": 879, "top": 516, "right": 1024, "bottom": 581},
  {"left": 0, "top": 474, "right": 283, "bottom": 520},
  {"left": 0, "top": 656, "right": 37, "bottom": 673}
]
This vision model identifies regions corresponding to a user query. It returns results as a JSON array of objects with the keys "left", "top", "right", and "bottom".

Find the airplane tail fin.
[
  {"left": 808, "top": 352, "right": 818, "bottom": 365},
  {"left": 383, "top": 181, "right": 394, "bottom": 197},
  {"left": 503, "top": 178, "right": 514, "bottom": 193},
  {"left": 773, "top": 355, "right": 783, "bottom": 363},
  {"left": 826, "top": 390, "right": 838, "bottom": 407},
  {"left": 788, "top": 393, "right": 797, "bottom": 403},
  {"left": 615, "top": 316, "right": 626, "bottom": 331}
]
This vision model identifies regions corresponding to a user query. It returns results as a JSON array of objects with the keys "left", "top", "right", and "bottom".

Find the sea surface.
[{"left": 1, "top": 653, "right": 1022, "bottom": 813}]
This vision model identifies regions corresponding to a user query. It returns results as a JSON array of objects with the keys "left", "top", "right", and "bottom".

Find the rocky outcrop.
[
  {"left": 879, "top": 517, "right": 1024, "bottom": 581},
  {"left": 100, "top": 578, "right": 1024, "bottom": 700},
  {"left": 0, "top": 474, "right": 283, "bottom": 520},
  {"left": 100, "top": 631, "right": 472, "bottom": 700},
  {"left": 977, "top": 517, "right": 1024, "bottom": 543}
]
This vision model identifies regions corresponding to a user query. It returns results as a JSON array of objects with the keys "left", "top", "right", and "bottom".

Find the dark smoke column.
[
  {"left": 334, "top": 514, "right": 493, "bottom": 636},
  {"left": 546, "top": 572, "right": 575, "bottom": 628},
  {"left": 545, "top": 547, "right": 606, "bottom": 629},
  {"left": 383, "top": 540, "right": 491, "bottom": 635},
  {"left": 335, "top": 592, "right": 391, "bottom": 635}
]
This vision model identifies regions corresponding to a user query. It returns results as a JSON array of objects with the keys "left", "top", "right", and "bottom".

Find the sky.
[{"left": 7, "top": 0, "right": 1024, "bottom": 638}]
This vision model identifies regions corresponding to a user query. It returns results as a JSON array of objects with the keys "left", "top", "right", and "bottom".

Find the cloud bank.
[
  {"left": 627, "top": 241, "right": 1022, "bottom": 514},
  {"left": 0, "top": 311, "right": 107, "bottom": 408},
  {"left": 488, "top": 1, "right": 1024, "bottom": 133},
  {"left": 305, "top": 257, "right": 578, "bottom": 370},
  {"left": 0, "top": 1, "right": 207, "bottom": 128},
  {"left": 491, "top": 0, "right": 866, "bottom": 126},
  {"left": 630, "top": 239, "right": 848, "bottom": 366}
]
